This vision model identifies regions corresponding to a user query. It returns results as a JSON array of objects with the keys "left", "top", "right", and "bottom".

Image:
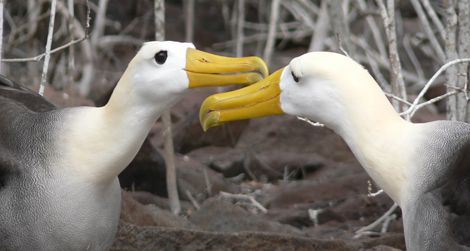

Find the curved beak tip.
[
  {"left": 255, "top": 57, "right": 269, "bottom": 78},
  {"left": 201, "top": 111, "right": 221, "bottom": 132}
]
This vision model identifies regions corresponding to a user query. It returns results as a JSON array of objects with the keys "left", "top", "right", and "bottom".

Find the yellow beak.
[
  {"left": 199, "top": 68, "right": 285, "bottom": 131},
  {"left": 186, "top": 48, "right": 268, "bottom": 87}
]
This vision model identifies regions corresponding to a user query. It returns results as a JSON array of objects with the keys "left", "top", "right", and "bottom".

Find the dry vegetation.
[{"left": 1, "top": 0, "right": 470, "bottom": 250}]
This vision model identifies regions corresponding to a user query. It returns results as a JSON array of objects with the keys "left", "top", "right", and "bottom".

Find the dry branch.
[
  {"left": 220, "top": 191, "right": 267, "bottom": 214},
  {"left": 403, "top": 35, "right": 425, "bottom": 81},
  {"left": 403, "top": 58, "right": 470, "bottom": 117},
  {"left": 357, "top": 0, "right": 387, "bottom": 59},
  {"left": 444, "top": 0, "right": 458, "bottom": 120},
  {"left": 457, "top": 1, "right": 470, "bottom": 121},
  {"left": 308, "top": 0, "right": 328, "bottom": 52},
  {"left": 0, "top": 0, "right": 4, "bottom": 72},
  {"left": 235, "top": 0, "right": 245, "bottom": 57},
  {"left": 203, "top": 167, "right": 212, "bottom": 196},
  {"left": 410, "top": 0, "right": 446, "bottom": 62},
  {"left": 263, "top": 0, "right": 281, "bottom": 66},
  {"left": 308, "top": 208, "right": 323, "bottom": 227},
  {"left": 67, "top": 0, "right": 75, "bottom": 88},
  {"left": 354, "top": 203, "right": 398, "bottom": 238},
  {"left": 39, "top": 0, "right": 57, "bottom": 96},
  {"left": 327, "top": 0, "right": 354, "bottom": 57},
  {"left": 91, "top": 0, "right": 108, "bottom": 47},
  {"left": 184, "top": 0, "right": 194, "bottom": 42},
  {"left": 421, "top": 0, "right": 446, "bottom": 40},
  {"left": 185, "top": 190, "right": 200, "bottom": 210},
  {"left": 2, "top": 37, "right": 86, "bottom": 63},
  {"left": 376, "top": 0, "right": 407, "bottom": 112},
  {"left": 154, "top": 0, "right": 180, "bottom": 216}
]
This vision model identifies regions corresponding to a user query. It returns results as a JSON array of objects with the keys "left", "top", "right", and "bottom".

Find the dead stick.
[{"left": 39, "top": 0, "right": 57, "bottom": 96}]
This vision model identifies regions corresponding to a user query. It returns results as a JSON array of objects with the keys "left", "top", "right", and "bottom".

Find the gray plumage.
[
  {"left": 405, "top": 120, "right": 470, "bottom": 250},
  {"left": 0, "top": 76, "right": 120, "bottom": 250}
]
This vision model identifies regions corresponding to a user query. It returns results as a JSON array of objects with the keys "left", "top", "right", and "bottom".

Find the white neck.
[
  {"left": 56, "top": 66, "right": 177, "bottom": 184},
  {"left": 323, "top": 72, "right": 412, "bottom": 204}
]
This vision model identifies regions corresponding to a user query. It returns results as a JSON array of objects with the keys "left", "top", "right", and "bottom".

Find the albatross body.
[
  {"left": 200, "top": 52, "right": 470, "bottom": 250},
  {"left": 0, "top": 41, "right": 267, "bottom": 250}
]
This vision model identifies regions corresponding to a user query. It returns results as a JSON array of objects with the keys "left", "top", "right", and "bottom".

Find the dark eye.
[
  {"left": 291, "top": 71, "right": 300, "bottom": 83},
  {"left": 154, "top": 50, "right": 168, "bottom": 64}
]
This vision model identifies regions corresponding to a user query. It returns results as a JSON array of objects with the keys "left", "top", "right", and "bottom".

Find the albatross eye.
[
  {"left": 291, "top": 71, "right": 300, "bottom": 83},
  {"left": 154, "top": 50, "right": 168, "bottom": 65}
]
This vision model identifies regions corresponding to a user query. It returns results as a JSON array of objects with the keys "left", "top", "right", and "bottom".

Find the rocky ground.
[
  {"left": 31, "top": 2, "right": 450, "bottom": 250},
  {"left": 104, "top": 85, "right": 418, "bottom": 251}
]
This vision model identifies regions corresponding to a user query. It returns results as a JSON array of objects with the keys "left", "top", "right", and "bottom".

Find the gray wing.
[
  {"left": 0, "top": 75, "right": 57, "bottom": 190},
  {"left": 404, "top": 121, "right": 470, "bottom": 250},
  {"left": 0, "top": 75, "right": 55, "bottom": 112}
]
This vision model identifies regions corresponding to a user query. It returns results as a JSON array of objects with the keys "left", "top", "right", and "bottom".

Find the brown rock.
[
  {"left": 262, "top": 173, "right": 370, "bottom": 209},
  {"left": 188, "top": 146, "right": 246, "bottom": 178},
  {"left": 176, "top": 155, "right": 240, "bottom": 201},
  {"left": 189, "top": 198, "right": 302, "bottom": 236},
  {"left": 120, "top": 191, "right": 195, "bottom": 229}
]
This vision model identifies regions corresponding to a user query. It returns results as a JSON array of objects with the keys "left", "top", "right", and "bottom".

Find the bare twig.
[
  {"left": 357, "top": 0, "right": 387, "bottom": 59},
  {"left": 185, "top": 190, "right": 200, "bottom": 210},
  {"left": 444, "top": 1, "right": 458, "bottom": 120},
  {"left": 308, "top": 208, "right": 324, "bottom": 227},
  {"left": 154, "top": 0, "right": 180, "bottom": 216},
  {"left": 354, "top": 203, "right": 398, "bottom": 238},
  {"left": 367, "top": 180, "right": 384, "bottom": 197},
  {"left": 184, "top": 0, "right": 194, "bottom": 42},
  {"left": 376, "top": 0, "right": 408, "bottom": 113},
  {"left": 384, "top": 93, "right": 412, "bottom": 106},
  {"left": 235, "top": 0, "right": 245, "bottom": 57},
  {"left": 403, "top": 91, "right": 459, "bottom": 118},
  {"left": 296, "top": 0, "right": 319, "bottom": 15},
  {"left": 96, "top": 35, "right": 143, "bottom": 48},
  {"left": 39, "top": 0, "right": 58, "bottom": 96},
  {"left": 410, "top": 0, "right": 446, "bottom": 62},
  {"left": 0, "top": 0, "right": 4, "bottom": 72},
  {"left": 358, "top": 40, "right": 390, "bottom": 90},
  {"left": 162, "top": 111, "right": 180, "bottom": 215},
  {"left": 381, "top": 213, "right": 397, "bottom": 233},
  {"left": 403, "top": 58, "right": 470, "bottom": 117},
  {"left": 203, "top": 167, "right": 212, "bottom": 196},
  {"left": 2, "top": 37, "right": 87, "bottom": 62},
  {"left": 154, "top": 0, "right": 165, "bottom": 41},
  {"left": 91, "top": 0, "right": 108, "bottom": 46},
  {"left": 263, "top": 0, "right": 281, "bottom": 66},
  {"left": 213, "top": 29, "right": 312, "bottom": 49},
  {"left": 421, "top": 0, "right": 446, "bottom": 40},
  {"left": 67, "top": 0, "right": 75, "bottom": 89},
  {"left": 309, "top": 0, "right": 328, "bottom": 52},
  {"left": 220, "top": 191, "right": 268, "bottom": 213},
  {"left": 281, "top": 1, "right": 314, "bottom": 29},
  {"left": 457, "top": 1, "right": 470, "bottom": 122},
  {"left": 327, "top": 0, "right": 354, "bottom": 57},
  {"left": 403, "top": 35, "right": 425, "bottom": 82}
]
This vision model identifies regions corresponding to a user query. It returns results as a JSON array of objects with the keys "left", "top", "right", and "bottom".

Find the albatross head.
[
  {"left": 199, "top": 51, "right": 392, "bottom": 132},
  {"left": 120, "top": 41, "right": 268, "bottom": 107},
  {"left": 199, "top": 52, "right": 410, "bottom": 204}
]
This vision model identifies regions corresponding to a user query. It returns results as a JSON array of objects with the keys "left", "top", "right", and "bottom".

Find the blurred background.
[{"left": 1, "top": 0, "right": 468, "bottom": 250}]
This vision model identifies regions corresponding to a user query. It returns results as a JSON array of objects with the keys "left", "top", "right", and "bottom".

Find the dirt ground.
[{"left": 109, "top": 98, "right": 409, "bottom": 250}]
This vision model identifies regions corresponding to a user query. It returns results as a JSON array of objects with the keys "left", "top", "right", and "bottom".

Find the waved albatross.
[
  {"left": 0, "top": 41, "right": 267, "bottom": 250},
  {"left": 200, "top": 52, "right": 470, "bottom": 250}
]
